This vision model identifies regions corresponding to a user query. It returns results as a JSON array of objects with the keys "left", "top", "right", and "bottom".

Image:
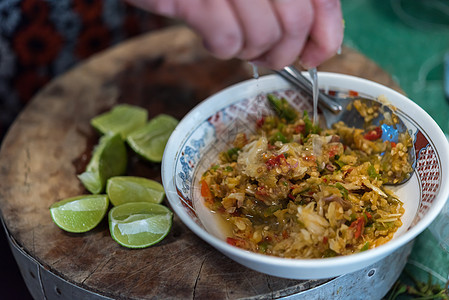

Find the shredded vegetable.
[{"left": 201, "top": 94, "right": 411, "bottom": 258}]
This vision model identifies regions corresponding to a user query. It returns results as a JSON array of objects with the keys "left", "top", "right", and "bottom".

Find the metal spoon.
[{"left": 274, "top": 65, "right": 416, "bottom": 185}]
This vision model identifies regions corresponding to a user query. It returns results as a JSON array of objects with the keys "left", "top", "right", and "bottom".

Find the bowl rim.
[{"left": 162, "top": 72, "right": 449, "bottom": 272}]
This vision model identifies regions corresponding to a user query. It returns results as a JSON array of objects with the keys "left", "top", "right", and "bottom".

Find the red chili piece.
[
  {"left": 328, "top": 144, "right": 340, "bottom": 158},
  {"left": 226, "top": 237, "right": 247, "bottom": 248},
  {"left": 295, "top": 124, "right": 305, "bottom": 134},
  {"left": 350, "top": 217, "right": 366, "bottom": 239},
  {"left": 265, "top": 153, "right": 286, "bottom": 170},
  {"left": 349, "top": 90, "right": 359, "bottom": 97},
  {"left": 200, "top": 180, "right": 214, "bottom": 205},
  {"left": 364, "top": 126, "right": 382, "bottom": 141}
]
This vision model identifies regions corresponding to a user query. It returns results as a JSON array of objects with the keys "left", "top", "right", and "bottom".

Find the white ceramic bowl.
[{"left": 161, "top": 72, "right": 449, "bottom": 279}]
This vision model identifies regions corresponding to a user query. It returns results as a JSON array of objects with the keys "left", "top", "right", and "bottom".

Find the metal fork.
[{"left": 274, "top": 65, "right": 416, "bottom": 185}]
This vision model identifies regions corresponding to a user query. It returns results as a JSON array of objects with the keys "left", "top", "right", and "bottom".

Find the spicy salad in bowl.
[{"left": 162, "top": 72, "right": 449, "bottom": 279}]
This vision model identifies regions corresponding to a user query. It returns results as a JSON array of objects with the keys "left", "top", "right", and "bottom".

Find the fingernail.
[
  {"left": 249, "top": 59, "right": 269, "bottom": 68},
  {"left": 298, "top": 59, "right": 313, "bottom": 70}
]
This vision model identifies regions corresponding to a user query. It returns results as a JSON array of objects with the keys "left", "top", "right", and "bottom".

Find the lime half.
[
  {"left": 78, "top": 133, "right": 127, "bottom": 194},
  {"left": 126, "top": 114, "right": 178, "bottom": 162},
  {"left": 108, "top": 202, "right": 173, "bottom": 248},
  {"left": 50, "top": 195, "right": 109, "bottom": 233},
  {"left": 107, "top": 176, "right": 165, "bottom": 206},
  {"left": 91, "top": 104, "right": 148, "bottom": 139}
]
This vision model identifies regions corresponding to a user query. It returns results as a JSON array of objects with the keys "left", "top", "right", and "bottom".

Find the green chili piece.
[
  {"left": 303, "top": 111, "right": 321, "bottom": 136},
  {"left": 349, "top": 213, "right": 357, "bottom": 222},
  {"left": 277, "top": 123, "right": 286, "bottom": 131},
  {"left": 360, "top": 242, "right": 369, "bottom": 252},
  {"left": 267, "top": 94, "right": 297, "bottom": 123},
  {"left": 304, "top": 111, "right": 313, "bottom": 136},
  {"left": 387, "top": 196, "right": 403, "bottom": 205},
  {"left": 258, "top": 241, "right": 269, "bottom": 253},
  {"left": 375, "top": 222, "right": 395, "bottom": 231},
  {"left": 264, "top": 116, "right": 276, "bottom": 127},
  {"left": 264, "top": 205, "right": 282, "bottom": 217},
  {"left": 323, "top": 249, "right": 337, "bottom": 258},
  {"left": 226, "top": 147, "right": 240, "bottom": 162},
  {"left": 363, "top": 212, "right": 368, "bottom": 223},
  {"left": 270, "top": 131, "right": 288, "bottom": 144},
  {"left": 299, "top": 187, "right": 311, "bottom": 195},
  {"left": 211, "top": 201, "right": 222, "bottom": 211},
  {"left": 368, "top": 164, "right": 380, "bottom": 179},
  {"left": 335, "top": 160, "right": 346, "bottom": 169},
  {"left": 335, "top": 182, "right": 349, "bottom": 199},
  {"left": 225, "top": 166, "right": 234, "bottom": 172}
]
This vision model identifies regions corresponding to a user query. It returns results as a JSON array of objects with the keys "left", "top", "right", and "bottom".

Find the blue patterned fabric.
[{"left": 0, "top": 0, "right": 167, "bottom": 140}]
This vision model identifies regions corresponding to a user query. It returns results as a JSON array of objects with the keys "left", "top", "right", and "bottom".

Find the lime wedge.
[
  {"left": 50, "top": 195, "right": 109, "bottom": 233},
  {"left": 106, "top": 176, "right": 165, "bottom": 206},
  {"left": 126, "top": 114, "right": 178, "bottom": 162},
  {"left": 91, "top": 104, "right": 147, "bottom": 139},
  {"left": 109, "top": 202, "right": 173, "bottom": 248},
  {"left": 78, "top": 133, "right": 127, "bottom": 194}
]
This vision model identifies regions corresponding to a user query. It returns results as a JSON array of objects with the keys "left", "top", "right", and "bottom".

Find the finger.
[
  {"left": 253, "top": 0, "right": 314, "bottom": 70},
  {"left": 126, "top": 0, "right": 244, "bottom": 59},
  {"left": 229, "top": 0, "right": 282, "bottom": 60},
  {"left": 178, "top": 0, "right": 245, "bottom": 59},
  {"left": 299, "top": 0, "right": 344, "bottom": 68}
]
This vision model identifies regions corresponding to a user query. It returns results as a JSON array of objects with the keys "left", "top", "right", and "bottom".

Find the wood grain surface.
[{"left": 0, "top": 26, "right": 402, "bottom": 299}]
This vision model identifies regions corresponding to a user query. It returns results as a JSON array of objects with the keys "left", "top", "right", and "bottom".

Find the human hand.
[{"left": 125, "top": 0, "right": 344, "bottom": 70}]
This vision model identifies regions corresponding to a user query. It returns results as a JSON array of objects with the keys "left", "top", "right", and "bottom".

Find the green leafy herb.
[{"left": 386, "top": 271, "right": 448, "bottom": 300}]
